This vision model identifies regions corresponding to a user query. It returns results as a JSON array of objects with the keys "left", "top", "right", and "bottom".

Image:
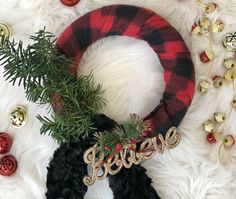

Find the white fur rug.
[{"left": 1, "top": 0, "right": 236, "bottom": 198}]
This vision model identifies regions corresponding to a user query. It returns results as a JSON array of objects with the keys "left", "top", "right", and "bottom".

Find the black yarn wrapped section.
[
  {"left": 46, "top": 139, "right": 90, "bottom": 199},
  {"left": 109, "top": 165, "right": 161, "bottom": 199},
  {"left": 46, "top": 114, "right": 162, "bottom": 199}
]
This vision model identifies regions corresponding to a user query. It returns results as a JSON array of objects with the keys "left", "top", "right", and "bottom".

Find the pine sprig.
[
  {"left": 0, "top": 29, "right": 105, "bottom": 143},
  {"left": 0, "top": 29, "right": 72, "bottom": 103},
  {"left": 37, "top": 112, "right": 94, "bottom": 143},
  {"left": 96, "top": 114, "right": 148, "bottom": 156}
]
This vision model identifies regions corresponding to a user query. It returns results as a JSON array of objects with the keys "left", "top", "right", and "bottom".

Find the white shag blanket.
[{"left": 1, "top": 0, "right": 236, "bottom": 198}]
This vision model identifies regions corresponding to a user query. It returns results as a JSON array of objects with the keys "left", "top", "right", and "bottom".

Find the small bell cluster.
[
  {"left": 202, "top": 112, "right": 235, "bottom": 165},
  {"left": 202, "top": 112, "right": 227, "bottom": 143},
  {"left": 198, "top": 58, "right": 236, "bottom": 94},
  {"left": 0, "top": 106, "right": 28, "bottom": 177},
  {"left": 193, "top": 1, "right": 236, "bottom": 164}
]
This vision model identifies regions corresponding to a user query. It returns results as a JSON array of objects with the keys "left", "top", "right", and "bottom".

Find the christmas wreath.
[{"left": 0, "top": 4, "right": 195, "bottom": 199}]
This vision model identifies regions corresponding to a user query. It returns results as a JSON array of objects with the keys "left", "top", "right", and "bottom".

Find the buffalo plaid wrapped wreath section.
[{"left": 57, "top": 5, "right": 195, "bottom": 136}]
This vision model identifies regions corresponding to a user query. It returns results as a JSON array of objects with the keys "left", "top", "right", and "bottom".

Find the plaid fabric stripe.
[{"left": 56, "top": 5, "right": 195, "bottom": 137}]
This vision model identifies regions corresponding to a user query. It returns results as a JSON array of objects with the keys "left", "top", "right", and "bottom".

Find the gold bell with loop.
[
  {"left": 205, "top": 3, "right": 217, "bottom": 14},
  {"left": 224, "top": 58, "right": 236, "bottom": 69},
  {"left": 213, "top": 112, "right": 226, "bottom": 123},
  {"left": 219, "top": 135, "right": 234, "bottom": 165},
  {"left": 198, "top": 80, "right": 210, "bottom": 94},
  {"left": 198, "top": 17, "right": 211, "bottom": 34},
  {"left": 202, "top": 119, "right": 215, "bottom": 133},
  {"left": 212, "top": 75, "right": 224, "bottom": 88},
  {"left": 212, "top": 19, "right": 224, "bottom": 33},
  {"left": 9, "top": 106, "right": 27, "bottom": 128},
  {"left": 223, "top": 135, "right": 234, "bottom": 148},
  {"left": 224, "top": 69, "right": 235, "bottom": 81}
]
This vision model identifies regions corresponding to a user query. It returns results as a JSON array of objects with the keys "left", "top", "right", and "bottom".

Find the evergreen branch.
[
  {"left": 96, "top": 114, "right": 148, "bottom": 156},
  {"left": 0, "top": 29, "right": 105, "bottom": 143},
  {"left": 37, "top": 113, "right": 95, "bottom": 143},
  {"left": 0, "top": 28, "right": 72, "bottom": 103}
]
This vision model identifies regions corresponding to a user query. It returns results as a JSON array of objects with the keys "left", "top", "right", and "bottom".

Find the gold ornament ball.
[{"left": 9, "top": 106, "right": 27, "bottom": 128}]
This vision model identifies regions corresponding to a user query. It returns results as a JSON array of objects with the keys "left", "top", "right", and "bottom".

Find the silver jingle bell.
[{"left": 222, "top": 32, "right": 236, "bottom": 51}]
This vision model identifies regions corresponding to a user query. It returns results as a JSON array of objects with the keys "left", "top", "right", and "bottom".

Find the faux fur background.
[{"left": 1, "top": 0, "right": 236, "bottom": 198}]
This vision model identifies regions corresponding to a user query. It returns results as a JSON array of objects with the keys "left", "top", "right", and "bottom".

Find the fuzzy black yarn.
[
  {"left": 46, "top": 139, "right": 90, "bottom": 199},
  {"left": 46, "top": 114, "right": 117, "bottom": 199},
  {"left": 46, "top": 114, "right": 161, "bottom": 199},
  {"left": 109, "top": 165, "right": 161, "bottom": 199}
]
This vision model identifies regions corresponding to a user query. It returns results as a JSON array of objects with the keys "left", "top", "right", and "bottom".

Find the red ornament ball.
[
  {"left": 60, "top": 0, "right": 80, "bottom": 7},
  {"left": 104, "top": 145, "right": 110, "bottom": 151},
  {"left": 200, "top": 51, "right": 214, "bottom": 63},
  {"left": 206, "top": 132, "right": 217, "bottom": 144},
  {"left": 0, "top": 155, "right": 17, "bottom": 176},
  {"left": 0, "top": 132, "right": 13, "bottom": 154},
  {"left": 115, "top": 143, "right": 122, "bottom": 153}
]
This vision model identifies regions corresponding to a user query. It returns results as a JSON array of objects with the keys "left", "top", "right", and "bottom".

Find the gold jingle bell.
[
  {"left": 232, "top": 97, "right": 236, "bottom": 108},
  {"left": 212, "top": 75, "right": 224, "bottom": 88},
  {"left": 205, "top": 3, "right": 217, "bottom": 14},
  {"left": 213, "top": 112, "right": 226, "bottom": 123},
  {"left": 9, "top": 106, "right": 27, "bottom": 128},
  {"left": 224, "top": 58, "right": 236, "bottom": 69},
  {"left": 0, "top": 22, "right": 11, "bottom": 47},
  {"left": 223, "top": 135, "right": 234, "bottom": 148},
  {"left": 0, "top": 23, "right": 11, "bottom": 38},
  {"left": 212, "top": 20, "right": 224, "bottom": 33},
  {"left": 198, "top": 80, "right": 210, "bottom": 94},
  {"left": 198, "top": 17, "right": 211, "bottom": 34},
  {"left": 202, "top": 120, "right": 215, "bottom": 133},
  {"left": 213, "top": 132, "right": 222, "bottom": 141},
  {"left": 191, "top": 23, "right": 202, "bottom": 36},
  {"left": 224, "top": 69, "right": 235, "bottom": 81}
]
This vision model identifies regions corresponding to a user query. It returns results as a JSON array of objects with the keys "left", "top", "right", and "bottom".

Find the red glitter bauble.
[
  {"left": 0, "top": 155, "right": 17, "bottom": 176},
  {"left": 0, "top": 132, "right": 13, "bottom": 154},
  {"left": 206, "top": 133, "right": 217, "bottom": 144}
]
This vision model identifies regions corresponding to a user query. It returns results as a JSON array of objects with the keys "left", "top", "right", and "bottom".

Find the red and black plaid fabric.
[{"left": 56, "top": 5, "right": 195, "bottom": 137}]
